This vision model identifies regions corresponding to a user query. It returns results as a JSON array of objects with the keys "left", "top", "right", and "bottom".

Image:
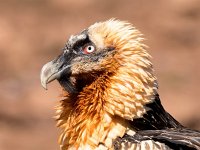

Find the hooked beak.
[{"left": 40, "top": 55, "right": 71, "bottom": 90}]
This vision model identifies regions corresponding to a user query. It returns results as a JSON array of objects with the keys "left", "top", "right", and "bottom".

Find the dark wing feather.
[
  {"left": 129, "top": 94, "right": 182, "bottom": 130},
  {"left": 114, "top": 94, "right": 200, "bottom": 149},
  {"left": 114, "top": 128, "right": 200, "bottom": 150}
]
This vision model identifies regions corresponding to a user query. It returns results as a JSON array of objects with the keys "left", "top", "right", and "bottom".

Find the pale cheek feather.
[{"left": 88, "top": 32, "right": 105, "bottom": 50}]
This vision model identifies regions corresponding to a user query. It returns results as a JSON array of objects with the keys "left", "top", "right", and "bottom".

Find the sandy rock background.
[{"left": 0, "top": 0, "right": 200, "bottom": 149}]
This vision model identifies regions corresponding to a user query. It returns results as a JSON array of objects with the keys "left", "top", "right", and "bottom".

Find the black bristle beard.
[
  {"left": 58, "top": 77, "right": 77, "bottom": 94},
  {"left": 57, "top": 71, "right": 106, "bottom": 94}
]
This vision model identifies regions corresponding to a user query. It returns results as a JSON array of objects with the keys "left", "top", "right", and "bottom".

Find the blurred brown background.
[{"left": 0, "top": 0, "right": 200, "bottom": 149}]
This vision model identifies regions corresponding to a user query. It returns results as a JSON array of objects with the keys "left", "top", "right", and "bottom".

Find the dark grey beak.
[{"left": 40, "top": 55, "right": 71, "bottom": 90}]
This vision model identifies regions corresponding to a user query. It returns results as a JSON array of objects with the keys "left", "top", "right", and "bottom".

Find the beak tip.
[
  {"left": 41, "top": 81, "right": 48, "bottom": 90},
  {"left": 43, "top": 86, "right": 48, "bottom": 90}
]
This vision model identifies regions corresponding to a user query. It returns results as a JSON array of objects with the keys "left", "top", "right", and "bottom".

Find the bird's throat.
[{"left": 57, "top": 73, "right": 124, "bottom": 149}]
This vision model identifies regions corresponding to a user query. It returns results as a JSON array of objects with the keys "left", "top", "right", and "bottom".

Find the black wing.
[
  {"left": 114, "top": 94, "right": 200, "bottom": 149},
  {"left": 114, "top": 128, "right": 200, "bottom": 150},
  {"left": 129, "top": 94, "right": 183, "bottom": 130}
]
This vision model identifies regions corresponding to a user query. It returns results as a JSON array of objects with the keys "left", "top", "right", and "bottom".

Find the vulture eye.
[{"left": 83, "top": 45, "right": 95, "bottom": 54}]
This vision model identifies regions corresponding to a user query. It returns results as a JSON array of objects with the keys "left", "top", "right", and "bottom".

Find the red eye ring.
[{"left": 83, "top": 45, "right": 95, "bottom": 54}]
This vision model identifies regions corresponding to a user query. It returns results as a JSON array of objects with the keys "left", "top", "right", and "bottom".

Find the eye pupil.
[{"left": 88, "top": 46, "right": 92, "bottom": 50}]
